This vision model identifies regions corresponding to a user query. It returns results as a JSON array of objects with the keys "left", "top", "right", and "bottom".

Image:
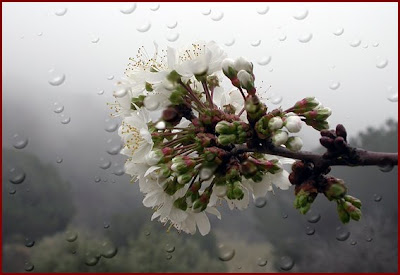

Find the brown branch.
[{"left": 232, "top": 144, "right": 398, "bottom": 169}]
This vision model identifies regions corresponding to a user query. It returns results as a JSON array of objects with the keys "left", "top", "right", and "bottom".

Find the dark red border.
[{"left": 0, "top": 1, "right": 399, "bottom": 275}]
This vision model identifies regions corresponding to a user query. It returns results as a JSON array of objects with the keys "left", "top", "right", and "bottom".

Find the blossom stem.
[
  {"left": 179, "top": 80, "right": 208, "bottom": 111},
  {"left": 238, "top": 87, "right": 246, "bottom": 100},
  {"left": 201, "top": 80, "right": 214, "bottom": 108},
  {"left": 238, "top": 107, "right": 245, "bottom": 116}
]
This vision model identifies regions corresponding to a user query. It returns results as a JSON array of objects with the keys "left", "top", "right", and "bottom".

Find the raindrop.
[
  {"left": 379, "top": 164, "right": 393, "bottom": 172},
  {"left": 113, "top": 87, "right": 128, "bottom": 98},
  {"left": 166, "top": 21, "right": 178, "bottom": 29},
  {"left": 270, "top": 95, "right": 283, "bottom": 105},
  {"left": 97, "top": 90, "right": 104, "bottom": 95},
  {"left": 120, "top": 3, "right": 137, "bottom": 14},
  {"left": 48, "top": 70, "right": 66, "bottom": 86},
  {"left": 257, "top": 6, "right": 269, "bottom": 15},
  {"left": 85, "top": 256, "right": 100, "bottom": 266},
  {"left": 105, "top": 119, "right": 119, "bottom": 132},
  {"left": 254, "top": 197, "right": 267, "bottom": 208},
  {"left": 376, "top": 57, "right": 388, "bottom": 69},
  {"left": 166, "top": 32, "right": 179, "bottom": 42},
  {"left": 350, "top": 240, "right": 357, "bottom": 246},
  {"left": 211, "top": 11, "right": 224, "bottom": 21},
  {"left": 24, "top": 262, "right": 34, "bottom": 272},
  {"left": 101, "top": 244, "right": 118, "bottom": 258},
  {"left": 25, "top": 238, "right": 35, "bottom": 248},
  {"left": 373, "top": 194, "right": 382, "bottom": 202},
  {"left": 137, "top": 22, "right": 151, "bottom": 32},
  {"left": 165, "top": 243, "right": 175, "bottom": 253},
  {"left": 202, "top": 9, "right": 211, "bottom": 16},
  {"left": 60, "top": 116, "right": 71, "bottom": 124},
  {"left": 335, "top": 227, "right": 350, "bottom": 241},
  {"left": 386, "top": 86, "right": 398, "bottom": 102},
  {"left": 257, "top": 257, "right": 268, "bottom": 266},
  {"left": 65, "top": 231, "right": 78, "bottom": 242},
  {"left": 282, "top": 213, "right": 288, "bottom": 219},
  {"left": 349, "top": 39, "right": 361, "bottom": 47},
  {"left": 257, "top": 56, "right": 271, "bottom": 66},
  {"left": 333, "top": 27, "right": 344, "bottom": 36},
  {"left": 145, "top": 231, "right": 151, "bottom": 236},
  {"left": 113, "top": 167, "right": 125, "bottom": 176},
  {"left": 9, "top": 167, "right": 26, "bottom": 184},
  {"left": 372, "top": 41, "right": 379, "bottom": 47},
  {"left": 293, "top": 8, "right": 308, "bottom": 20},
  {"left": 365, "top": 237, "right": 373, "bottom": 242},
  {"left": 99, "top": 158, "right": 112, "bottom": 169},
  {"left": 37, "top": 32, "right": 43, "bottom": 36},
  {"left": 279, "top": 256, "right": 295, "bottom": 271},
  {"left": 107, "top": 75, "right": 114, "bottom": 80},
  {"left": 278, "top": 34, "right": 287, "bottom": 41},
  {"left": 306, "top": 226, "right": 315, "bottom": 235},
  {"left": 251, "top": 40, "right": 261, "bottom": 47},
  {"left": 362, "top": 43, "right": 369, "bottom": 49},
  {"left": 298, "top": 33, "right": 313, "bottom": 43},
  {"left": 217, "top": 244, "right": 235, "bottom": 261},
  {"left": 107, "top": 144, "right": 122, "bottom": 155},
  {"left": 55, "top": 7, "right": 67, "bottom": 16},
  {"left": 224, "top": 38, "right": 235, "bottom": 47},
  {"left": 56, "top": 156, "right": 63, "bottom": 164},
  {"left": 103, "top": 178, "right": 108, "bottom": 183},
  {"left": 307, "top": 212, "right": 321, "bottom": 223},
  {"left": 53, "top": 103, "right": 64, "bottom": 113},
  {"left": 91, "top": 36, "right": 100, "bottom": 44},
  {"left": 9, "top": 189, "right": 17, "bottom": 195},
  {"left": 329, "top": 81, "right": 341, "bottom": 90},
  {"left": 237, "top": 266, "right": 242, "bottom": 270},
  {"left": 94, "top": 176, "right": 101, "bottom": 183},
  {"left": 103, "top": 223, "right": 110, "bottom": 229},
  {"left": 12, "top": 134, "right": 28, "bottom": 149},
  {"left": 150, "top": 3, "right": 160, "bottom": 11},
  {"left": 166, "top": 254, "right": 172, "bottom": 260}
]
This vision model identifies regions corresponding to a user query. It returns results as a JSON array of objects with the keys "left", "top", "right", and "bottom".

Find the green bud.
[
  {"left": 217, "top": 134, "right": 237, "bottom": 146},
  {"left": 344, "top": 195, "right": 362, "bottom": 209},
  {"left": 337, "top": 202, "right": 350, "bottom": 224},
  {"left": 215, "top": 121, "right": 235, "bottom": 135},
  {"left": 177, "top": 173, "right": 192, "bottom": 184},
  {"left": 173, "top": 197, "right": 188, "bottom": 211},
  {"left": 131, "top": 95, "right": 146, "bottom": 110},
  {"left": 299, "top": 203, "right": 311, "bottom": 214},
  {"left": 324, "top": 182, "right": 347, "bottom": 201},
  {"left": 145, "top": 82, "right": 153, "bottom": 92},
  {"left": 167, "top": 70, "right": 181, "bottom": 83},
  {"left": 342, "top": 201, "right": 362, "bottom": 221}
]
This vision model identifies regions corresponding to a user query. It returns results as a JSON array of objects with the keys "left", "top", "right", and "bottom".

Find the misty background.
[{"left": 2, "top": 2, "right": 398, "bottom": 272}]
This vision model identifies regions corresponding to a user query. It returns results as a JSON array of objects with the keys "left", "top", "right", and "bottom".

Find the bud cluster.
[
  {"left": 215, "top": 120, "right": 250, "bottom": 146},
  {"left": 222, "top": 57, "right": 255, "bottom": 94},
  {"left": 290, "top": 97, "right": 331, "bottom": 131}
]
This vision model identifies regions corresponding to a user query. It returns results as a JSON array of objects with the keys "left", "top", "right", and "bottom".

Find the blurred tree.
[{"left": 2, "top": 149, "right": 75, "bottom": 241}]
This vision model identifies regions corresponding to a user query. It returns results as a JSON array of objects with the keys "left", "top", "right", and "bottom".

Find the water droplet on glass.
[
  {"left": 55, "top": 7, "right": 67, "bottom": 16},
  {"left": 254, "top": 197, "right": 267, "bottom": 208},
  {"left": 251, "top": 40, "right": 261, "bottom": 47},
  {"left": 165, "top": 243, "right": 175, "bottom": 253},
  {"left": 101, "top": 244, "right": 118, "bottom": 258},
  {"left": 137, "top": 22, "right": 151, "bottom": 32},
  {"left": 99, "top": 158, "right": 111, "bottom": 169},
  {"left": 349, "top": 39, "right": 361, "bottom": 47},
  {"left": 335, "top": 227, "right": 350, "bottom": 241},
  {"left": 167, "top": 21, "right": 178, "bottom": 29},
  {"left": 107, "top": 75, "right": 114, "bottom": 80},
  {"left": 56, "top": 156, "right": 63, "bottom": 164},
  {"left": 224, "top": 38, "right": 235, "bottom": 47},
  {"left": 386, "top": 86, "right": 398, "bottom": 102},
  {"left": 282, "top": 213, "right": 288, "bottom": 219},
  {"left": 12, "top": 134, "right": 28, "bottom": 149},
  {"left": 350, "top": 240, "right": 357, "bottom": 246},
  {"left": 278, "top": 34, "right": 287, "bottom": 41},
  {"left": 120, "top": 3, "right": 137, "bottom": 14},
  {"left": 211, "top": 11, "right": 224, "bottom": 21},
  {"left": 373, "top": 194, "right": 382, "bottom": 202},
  {"left": 150, "top": 3, "right": 160, "bottom": 11},
  {"left": 365, "top": 236, "right": 373, "bottom": 242},
  {"left": 376, "top": 57, "right": 388, "bottom": 69},
  {"left": 145, "top": 231, "right": 151, "bottom": 236},
  {"left": 9, "top": 189, "right": 16, "bottom": 195},
  {"left": 48, "top": 70, "right": 66, "bottom": 86},
  {"left": 379, "top": 164, "right": 393, "bottom": 172},
  {"left": 94, "top": 176, "right": 101, "bottom": 183},
  {"left": 25, "top": 238, "right": 35, "bottom": 248},
  {"left": 113, "top": 167, "right": 125, "bottom": 176},
  {"left": 107, "top": 143, "right": 122, "bottom": 155},
  {"left": 306, "top": 226, "right": 315, "bottom": 235},
  {"left": 257, "top": 257, "right": 268, "bottom": 266},
  {"left": 37, "top": 32, "right": 43, "bottom": 36},
  {"left": 97, "top": 90, "right": 104, "bottom": 95},
  {"left": 9, "top": 167, "right": 26, "bottom": 184},
  {"left": 362, "top": 43, "right": 369, "bottom": 49},
  {"left": 104, "top": 119, "right": 118, "bottom": 132},
  {"left": 91, "top": 36, "right": 100, "bottom": 44},
  {"left": 53, "top": 103, "right": 64, "bottom": 113},
  {"left": 307, "top": 212, "right": 321, "bottom": 223},
  {"left": 65, "top": 231, "right": 78, "bottom": 242},
  {"left": 333, "top": 27, "right": 344, "bottom": 36},
  {"left": 202, "top": 9, "right": 211, "bottom": 16},
  {"left": 103, "top": 223, "right": 110, "bottom": 229},
  {"left": 60, "top": 116, "right": 71, "bottom": 124},
  {"left": 218, "top": 244, "right": 235, "bottom": 261},
  {"left": 24, "top": 262, "right": 34, "bottom": 272},
  {"left": 166, "top": 32, "right": 179, "bottom": 42},
  {"left": 270, "top": 95, "right": 283, "bottom": 105},
  {"left": 329, "top": 81, "right": 341, "bottom": 90},
  {"left": 279, "top": 256, "right": 295, "bottom": 271},
  {"left": 257, "top": 56, "right": 271, "bottom": 66},
  {"left": 372, "top": 41, "right": 379, "bottom": 47},
  {"left": 113, "top": 87, "right": 128, "bottom": 98},
  {"left": 85, "top": 256, "right": 100, "bottom": 266},
  {"left": 166, "top": 254, "right": 172, "bottom": 260},
  {"left": 298, "top": 33, "right": 313, "bottom": 43},
  {"left": 293, "top": 8, "right": 308, "bottom": 20},
  {"left": 257, "top": 6, "right": 269, "bottom": 15}
]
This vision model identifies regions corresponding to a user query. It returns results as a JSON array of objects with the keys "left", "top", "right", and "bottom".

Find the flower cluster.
[{"left": 112, "top": 41, "right": 336, "bottom": 235}]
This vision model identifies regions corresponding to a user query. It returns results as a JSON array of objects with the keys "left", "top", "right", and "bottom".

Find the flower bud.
[
  {"left": 272, "top": 130, "right": 289, "bottom": 146},
  {"left": 233, "top": 57, "right": 253, "bottom": 74},
  {"left": 293, "top": 97, "right": 320, "bottom": 113},
  {"left": 284, "top": 115, "right": 302, "bottom": 133},
  {"left": 217, "top": 134, "right": 236, "bottom": 146},
  {"left": 268, "top": 116, "right": 283, "bottom": 130},
  {"left": 324, "top": 179, "right": 347, "bottom": 201},
  {"left": 155, "top": 121, "right": 166, "bottom": 130},
  {"left": 177, "top": 173, "right": 192, "bottom": 184},
  {"left": 237, "top": 70, "right": 255, "bottom": 92},
  {"left": 145, "top": 150, "right": 162, "bottom": 166},
  {"left": 319, "top": 136, "right": 335, "bottom": 150},
  {"left": 192, "top": 189, "right": 212, "bottom": 212},
  {"left": 215, "top": 121, "right": 235, "bottom": 135},
  {"left": 344, "top": 195, "right": 362, "bottom": 209},
  {"left": 336, "top": 124, "right": 347, "bottom": 141},
  {"left": 222, "top": 58, "right": 237, "bottom": 79},
  {"left": 173, "top": 197, "right": 188, "bottom": 211},
  {"left": 286, "top": 136, "right": 303, "bottom": 152},
  {"left": 240, "top": 160, "right": 258, "bottom": 177},
  {"left": 337, "top": 202, "right": 350, "bottom": 224},
  {"left": 342, "top": 201, "right": 362, "bottom": 221}
]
